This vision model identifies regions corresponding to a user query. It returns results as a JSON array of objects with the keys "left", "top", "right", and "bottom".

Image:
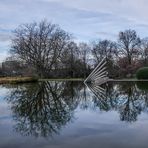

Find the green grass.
[
  {"left": 39, "top": 78, "right": 84, "bottom": 81},
  {"left": 1, "top": 77, "right": 148, "bottom": 85},
  {"left": 0, "top": 77, "right": 38, "bottom": 84},
  {"left": 111, "top": 79, "right": 148, "bottom": 81},
  {"left": 0, "top": 77, "right": 84, "bottom": 84}
]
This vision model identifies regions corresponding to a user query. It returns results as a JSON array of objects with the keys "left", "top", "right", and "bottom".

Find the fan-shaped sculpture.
[{"left": 84, "top": 57, "right": 109, "bottom": 85}]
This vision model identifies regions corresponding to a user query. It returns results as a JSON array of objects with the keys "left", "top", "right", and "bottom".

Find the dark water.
[{"left": 0, "top": 81, "right": 148, "bottom": 148}]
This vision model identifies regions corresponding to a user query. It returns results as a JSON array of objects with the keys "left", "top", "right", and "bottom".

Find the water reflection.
[
  {"left": 86, "top": 81, "right": 148, "bottom": 122},
  {"left": 3, "top": 81, "right": 148, "bottom": 138},
  {"left": 5, "top": 81, "right": 83, "bottom": 138}
]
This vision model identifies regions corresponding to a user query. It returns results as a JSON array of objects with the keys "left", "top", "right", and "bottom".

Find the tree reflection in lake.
[
  {"left": 5, "top": 81, "right": 84, "bottom": 138},
  {"left": 117, "top": 82, "right": 143, "bottom": 122},
  {"left": 86, "top": 81, "right": 148, "bottom": 122},
  {"left": 4, "top": 81, "right": 148, "bottom": 138}
]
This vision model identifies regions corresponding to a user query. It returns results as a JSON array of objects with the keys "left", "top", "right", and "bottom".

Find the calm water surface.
[{"left": 0, "top": 81, "right": 148, "bottom": 148}]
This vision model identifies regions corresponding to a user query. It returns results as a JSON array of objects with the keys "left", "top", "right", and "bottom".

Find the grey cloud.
[
  {"left": 0, "top": 0, "right": 148, "bottom": 51},
  {"left": 96, "top": 31, "right": 117, "bottom": 38},
  {"left": 0, "top": 52, "right": 8, "bottom": 62},
  {"left": 0, "top": 32, "right": 11, "bottom": 42}
]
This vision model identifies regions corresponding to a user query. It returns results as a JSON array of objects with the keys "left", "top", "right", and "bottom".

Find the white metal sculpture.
[{"left": 84, "top": 57, "right": 108, "bottom": 85}]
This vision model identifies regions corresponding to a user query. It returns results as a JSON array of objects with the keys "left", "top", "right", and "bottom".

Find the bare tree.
[
  {"left": 91, "top": 39, "right": 118, "bottom": 78},
  {"left": 140, "top": 38, "right": 148, "bottom": 66},
  {"left": 61, "top": 41, "right": 79, "bottom": 78},
  {"left": 78, "top": 42, "right": 90, "bottom": 77},
  {"left": 118, "top": 29, "right": 141, "bottom": 65},
  {"left": 92, "top": 39, "right": 117, "bottom": 63},
  {"left": 10, "top": 20, "right": 71, "bottom": 78}
]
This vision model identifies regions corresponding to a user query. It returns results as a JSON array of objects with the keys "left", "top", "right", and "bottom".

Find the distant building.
[
  {"left": 1, "top": 60, "right": 20, "bottom": 76},
  {"left": 1, "top": 60, "right": 36, "bottom": 77}
]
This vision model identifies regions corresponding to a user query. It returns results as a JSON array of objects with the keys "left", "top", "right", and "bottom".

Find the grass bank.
[
  {"left": 109, "top": 79, "right": 148, "bottom": 82},
  {"left": 0, "top": 77, "right": 84, "bottom": 84},
  {"left": 39, "top": 78, "right": 84, "bottom": 81},
  {"left": 0, "top": 77, "right": 38, "bottom": 84}
]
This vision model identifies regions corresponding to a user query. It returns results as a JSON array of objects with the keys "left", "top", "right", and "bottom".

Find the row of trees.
[{"left": 7, "top": 20, "right": 148, "bottom": 78}]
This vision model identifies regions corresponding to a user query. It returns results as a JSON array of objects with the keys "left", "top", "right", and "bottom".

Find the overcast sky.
[{"left": 1, "top": 0, "right": 148, "bottom": 61}]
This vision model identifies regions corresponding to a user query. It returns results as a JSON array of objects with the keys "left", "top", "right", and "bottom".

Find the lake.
[{"left": 0, "top": 81, "right": 148, "bottom": 148}]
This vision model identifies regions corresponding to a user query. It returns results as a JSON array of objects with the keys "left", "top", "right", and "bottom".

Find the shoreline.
[
  {"left": 0, "top": 77, "right": 38, "bottom": 84},
  {"left": 0, "top": 77, "right": 148, "bottom": 85},
  {"left": 0, "top": 77, "right": 84, "bottom": 84}
]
